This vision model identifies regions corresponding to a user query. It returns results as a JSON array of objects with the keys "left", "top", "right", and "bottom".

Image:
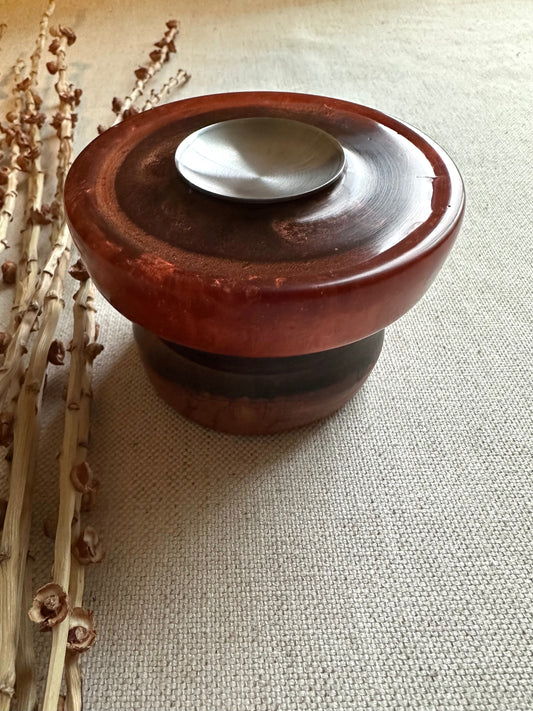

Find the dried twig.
[
  {"left": 65, "top": 284, "right": 100, "bottom": 710},
  {"left": 114, "top": 19, "right": 179, "bottom": 123},
  {"left": 0, "top": 222, "right": 69, "bottom": 409},
  {"left": 0, "top": 246, "right": 69, "bottom": 711},
  {"left": 42, "top": 278, "right": 101, "bottom": 711},
  {"left": 96, "top": 19, "right": 180, "bottom": 134},
  {"left": 141, "top": 68, "right": 191, "bottom": 112},
  {"left": 0, "top": 61, "right": 25, "bottom": 253},
  {"left": 0, "top": 9, "right": 58, "bottom": 708},
  {"left": 0, "top": 18, "right": 76, "bottom": 410},
  {"left": 0, "top": 13, "right": 188, "bottom": 710},
  {"left": 30, "top": 1, "right": 55, "bottom": 89},
  {"left": 0, "top": 12, "right": 63, "bottom": 461},
  {"left": 42, "top": 20, "right": 188, "bottom": 706},
  {"left": 14, "top": 554, "right": 37, "bottom": 711},
  {"left": 12, "top": 0, "right": 55, "bottom": 325}
]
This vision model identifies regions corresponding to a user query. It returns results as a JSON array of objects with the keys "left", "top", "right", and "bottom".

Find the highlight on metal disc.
[{"left": 174, "top": 117, "right": 346, "bottom": 203}]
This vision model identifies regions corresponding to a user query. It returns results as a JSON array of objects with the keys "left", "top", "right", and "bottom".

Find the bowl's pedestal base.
[{"left": 133, "top": 325, "right": 384, "bottom": 435}]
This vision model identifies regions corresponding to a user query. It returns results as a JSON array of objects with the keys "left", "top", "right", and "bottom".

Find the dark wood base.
[{"left": 133, "top": 326, "right": 384, "bottom": 435}]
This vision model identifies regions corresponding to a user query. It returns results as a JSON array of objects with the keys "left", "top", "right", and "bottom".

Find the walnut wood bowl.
[{"left": 65, "top": 91, "right": 464, "bottom": 435}]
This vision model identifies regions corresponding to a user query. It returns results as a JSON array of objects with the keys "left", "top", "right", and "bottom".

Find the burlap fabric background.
[{"left": 1, "top": 1, "right": 532, "bottom": 709}]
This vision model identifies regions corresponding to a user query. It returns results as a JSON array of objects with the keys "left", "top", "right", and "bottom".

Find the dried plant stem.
[
  {"left": 43, "top": 280, "right": 93, "bottom": 711},
  {"left": 0, "top": 20, "right": 88, "bottom": 710},
  {"left": 13, "top": 102, "right": 45, "bottom": 329},
  {"left": 48, "top": 31, "right": 76, "bottom": 229},
  {"left": 0, "top": 223, "right": 69, "bottom": 407},
  {"left": 58, "top": 22, "right": 186, "bottom": 705},
  {"left": 112, "top": 20, "right": 180, "bottom": 124},
  {"left": 141, "top": 68, "right": 190, "bottom": 112},
  {"left": 14, "top": 554, "right": 37, "bottom": 711},
  {"left": 0, "top": 61, "right": 25, "bottom": 252},
  {"left": 0, "top": 57, "right": 29, "bottom": 711},
  {"left": 0, "top": 20, "right": 74, "bottom": 408},
  {"left": 6, "top": 16, "right": 186, "bottom": 709},
  {"left": 0, "top": 249, "right": 69, "bottom": 711},
  {"left": 64, "top": 651, "right": 82, "bottom": 711},
  {"left": 0, "top": 155, "right": 20, "bottom": 252},
  {"left": 63, "top": 291, "right": 97, "bottom": 711},
  {"left": 29, "top": 0, "right": 55, "bottom": 88},
  {"left": 30, "top": 26, "right": 81, "bottom": 708},
  {"left": 0, "top": 15, "right": 61, "bottom": 699},
  {"left": 0, "top": 430, "right": 38, "bottom": 711},
  {"left": 13, "top": 0, "right": 55, "bottom": 323}
]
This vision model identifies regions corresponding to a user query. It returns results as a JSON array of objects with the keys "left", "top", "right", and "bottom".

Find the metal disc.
[{"left": 175, "top": 117, "right": 346, "bottom": 203}]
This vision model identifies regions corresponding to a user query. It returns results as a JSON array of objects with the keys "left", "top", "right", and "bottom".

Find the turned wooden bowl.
[{"left": 64, "top": 91, "right": 465, "bottom": 435}]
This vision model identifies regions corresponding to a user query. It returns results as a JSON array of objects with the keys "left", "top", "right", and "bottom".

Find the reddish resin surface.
[
  {"left": 64, "top": 92, "right": 465, "bottom": 359},
  {"left": 133, "top": 326, "right": 384, "bottom": 435}
]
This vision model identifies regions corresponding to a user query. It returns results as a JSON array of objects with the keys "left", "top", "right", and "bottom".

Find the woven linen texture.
[{"left": 1, "top": 1, "right": 532, "bottom": 709}]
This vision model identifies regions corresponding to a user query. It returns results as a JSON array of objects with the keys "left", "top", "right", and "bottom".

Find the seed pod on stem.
[
  {"left": 28, "top": 582, "right": 69, "bottom": 630},
  {"left": 67, "top": 608, "right": 96, "bottom": 654},
  {"left": 110, "top": 19, "right": 181, "bottom": 127}
]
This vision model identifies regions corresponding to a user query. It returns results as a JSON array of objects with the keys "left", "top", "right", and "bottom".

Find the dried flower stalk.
[
  {"left": 141, "top": 68, "right": 190, "bottom": 112},
  {"left": 46, "top": 27, "right": 80, "bottom": 237},
  {"left": 30, "top": 1, "right": 55, "bottom": 88},
  {"left": 0, "top": 61, "right": 25, "bottom": 253},
  {"left": 4, "top": 23, "right": 82, "bottom": 711},
  {"left": 13, "top": 2, "right": 55, "bottom": 326},
  {"left": 0, "top": 13, "right": 187, "bottom": 710},
  {"left": 0, "top": 19, "right": 75, "bottom": 410},
  {"left": 14, "top": 554, "right": 37, "bottom": 711},
  {"left": 43, "top": 279, "right": 101, "bottom": 711},
  {"left": 111, "top": 19, "right": 179, "bottom": 125},
  {"left": 0, "top": 223, "right": 69, "bottom": 408},
  {"left": 63, "top": 292, "right": 99, "bottom": 710},
  {"left": 0, "top": 1, "right": 56, "bottom": 404},
  {"left": 47, "top": 21, "right": 188, "bottom": 707},
  {"left": 0, "top": 18, "right": 57, "bottom": 703},
  {"left": 0, "top": 247, "right": 69, "bottom": 711}
]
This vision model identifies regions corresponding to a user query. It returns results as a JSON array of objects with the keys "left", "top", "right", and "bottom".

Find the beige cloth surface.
[{"left": 1, "top": 1, "right": 532, "bottom": 709}]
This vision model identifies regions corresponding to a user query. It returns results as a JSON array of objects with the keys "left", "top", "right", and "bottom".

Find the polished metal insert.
[{"left": 175, "top": 117, "right": 346, "bottom": 203}]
